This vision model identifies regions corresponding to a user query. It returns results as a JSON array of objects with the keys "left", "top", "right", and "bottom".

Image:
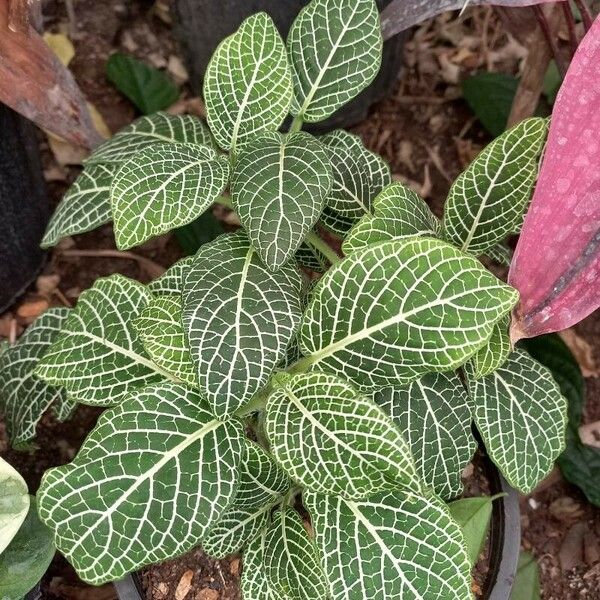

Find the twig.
[
  {"left": 9, "top": 318, "right": 17, "bottom": 346},
  {"left": 574, "top": 0, "right": 594, "bottom": 32},
  {"left": 53, "top": 287, "right": 73, "bottom": 308},
  {"left": 59, "top": 249, "right": 166, "bottom": 279},
  {"left": 532, "top": 5, "right": 568, "bottom": 78},
  {"left": 562, "top": 2, "right": 579, "bottom": 57}
]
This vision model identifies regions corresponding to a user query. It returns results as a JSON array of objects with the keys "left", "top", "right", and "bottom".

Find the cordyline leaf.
[
  {"left": 37, "top": 382, "right": 244, "bottom": 585},
  {"left": 111, "top": 142, "right": 230, "bottom": 250},
  {"left": 343, "top": 182, "right": 440, "bottom": 254},
  {"left": 442, "top": 117, "right": 548, "bottom": 255},
  {"left": 35, "top": 275, "right": 170, "bottom": 406},
  {"left": 266, "top": 372, "right": 419, "bottom": 499},
  {"left": 375, "top": 371, "right": 476, "bottom": 500},
  {"left": 380, "top": 0, "right": 561, "bottom": 41},
  {"left": 41, "top": 164, "right": 114, "bottom": 248},
  {"left": 0, "top": 457, "right": 29, "bottom": 555},
  {"left": 182, "top": 232, "right": 303, "bottom": 418},
  {"left": 0, "top": 2, "right": 101, "bottom": 148},
  {"left": 204, "top": 13, "right": 292, "bottom": 153},
  {"left": 299, "top": 237, "right": 519, "bottom": 390},
  {"left": 241, "top": 529, "right": 281, "bottom": 600},
  {"left": 0, "top": 308, "right": 71, "bottom": 447},
  {"left": 232, "top": 131, "right": 333, "bottom": 270},
  {"left": 264, "top": 508, "right": 328, "bottom": 600},
  {"left": 509, "top": 18, "right": 600, "bottom": 341},
  {"left": 148, "top": 256, "right": 194, "bottom": 296},
  {"left": 87, "top": 112, "right": 213, "bottom": 166},
  {"left": 467, "top": 349, "right": 568, "bottom": 493},
  {"left": 469, "top": 316, "right": 511, "bottom": 379},
  {"left": 288, "top": 0, "right": 382, "bottom": 123},
  {"left": 305, "top": 490, "right": 472, "bottom": 600}
]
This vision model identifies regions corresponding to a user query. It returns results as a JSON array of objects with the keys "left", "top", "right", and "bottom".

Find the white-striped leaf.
[
  {"left": 468, "top": 317, "right": 511, "bottom": 379},
  {"left": 319, "top": 205, "right": 356, "bottom": 237},
  {"left": 182, "top": 232, "right": 303, "bottom": 417},
  {"left": 265, "top": 372, "right": 419, "bottom": 498},
  {"left": 41, "top": 164, "right": 114, "bottom": 248},
  {"left": 0, "top": 308, "right": 71, "bottom": 446},
  {"left": 111, "top": 142, "right": 230, "bottom": 250},
  {"left": 485, "top": 243, "right": 513, "bottom": 266},
  {"left": 299, "top": 237, "right": 519, "bottom": 390},
  {"left": 242, "top": 529, "right": 282, "bottom": 600},
  {"left": 296, "top": 243, "right": 329, "bottom": 273},
  {"left": 231, "top": 131, "right": 332, "bottom": 271},
  {"left": 305, "top": 490, "right": 472, "bottom": 600},
  {"left": 375, "top": 372, "right": 476, "bottom": 500},
  {"left": 86, "top": 112, "right": 213, "bottom": 166},
  {"left": 148, "top": 256, "right": 194, "bottom": 296},
  {"left": 442, "top": 118, "right": 548, "bottom": 255},
  {"left": 204, "top": 13, "right": 292, "bottom": 153},
  {"left": 0, "top": 457, "right": 30, "bottom": 555},
  {"left": 343, "top": 182, "right": 440, "bottom": 254},
  {"left": 467, "top": 349, "right": 568, "bottom": 493},
  {"left": 37, "top": 382, "right": 244, "bottom": 584},
  {"left": 321, "top": 130, "right": 390, "bottom": 221},
  {"left": 264, "top": 508, "right": 328, "bottom": 600},
  {"left": 288, "top": 0, "right": 382, "bottom": 123},
  {"left": 35, "top": 275, "right": 169, "bottom": 406},
  {"left": 134, "top": 296, "right": 197, "bottom": 387}
]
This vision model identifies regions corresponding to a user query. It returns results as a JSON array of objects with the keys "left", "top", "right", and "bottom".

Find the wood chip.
[
  {"left": 579, "top": 421, "right": 600, "bottom": 449},
  {"left": 229, "top": 558, "right": 240, "bottom": 576},
  {"left": 155, "top": 582, "right": 169, "bottom": 599},
  {"left": 16, "top": 298, "right": 49, "bottom": 319},
  {"left": 175, "top": 569, "right": 194, "bottom": 600},
  {"left": 559, "top": 522, "right": 586, "bottom": 571},
  {"left": 196, "top": 589, "right": 218, "bottom": 600}
]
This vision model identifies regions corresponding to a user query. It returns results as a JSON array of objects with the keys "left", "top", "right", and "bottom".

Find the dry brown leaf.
[
  {"left": 559, "top": 329, "right": 599, "bottom": 378},
  {"left": 175, "top": 569, "right": 194, "bottom": 600}
]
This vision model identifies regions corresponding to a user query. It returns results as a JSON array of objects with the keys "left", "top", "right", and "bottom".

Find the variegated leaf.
[
  {"left": 321, "top": 130, "right": 390, "bottom": 221},
  {"left": 0, "top": 457, "right": 30, "bottom": 555},
  {"left": 288, "top": 0, "right": 382, "bottom": 123},
  {"left": 134, "top": 296, "right": 197, "bottom": 387},
  {"left": 111, "top": 142, "right": 230, "bottom": 250},
  {"left": 36, "top": 275, "right": 170, "bottom": 406},
  {"left": 305, "top": 490, "right": 472, "bottom": 600},
  {"left": 319, "top": 205, "right": 356, "bottom": 237},
  {"left": 467, "top": 349, "right": 568, "bottom": 493},
  {"left": 37, "top": 382, "right": 244, "bottom": 584},
  {"left": 442, "top": 118, "right": 548, "bottom": 255},
  {"left": 264, "top": 508, "right": 328, "bottom": 600},
  {"left": 203, "top": 13, "right": 292, "bottom": 153},
  {"left": 299, "top": 237, "right": 519, "bottom": 390},
  {"left": 86, "top": 112, "right": 213, "bottom": 166},
  {"left": 241, "top": 529, "right": 282, "bottom": 600},
  {"left": 296, "top": 242, "right": 329, "bottom": 273},
  {"left": 375, "top": 372, "right": 476, "bottom": 499},
  {"left": 148, "top": 256, "right": 194, "bottom": 296},
  {"left": 0, "top": 308, "right": 71, "bottom": 446},
  {"left": 182, "top": 232, "right": 302, "bottom": 417},
  {"left": 468, "top": 317, "right": 511, "bottom": 379},
  {"left": 343, "top": 182, "right": 440, "bottom": 254},
  {"left": 485, "top": 243, "right": 513, "bottom": 267},
  {"left": 231, "top": 131, "right": 332, "bottom": 270},
  {"left": 266, "top": 372, "right": 419, "bottom": 498},
  {"left": 41, "top": 164, "right": 114, "bottom": 248}
]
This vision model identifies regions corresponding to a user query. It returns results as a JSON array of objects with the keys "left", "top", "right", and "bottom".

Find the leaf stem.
[
  {"left": 289, "top": 114, "right": 304, "bottom": 133},
  {"left": 233, "top": 384, "right": 272, "bottom": 417},
  {"left": 214, "top": 194, "right": 233, "bottom": 209},
  {"left": 574, "top": 0, "right": 593, "bottom": 31},
  {"left": 305, "top": 231, "right": 342, "bottom": 265}
]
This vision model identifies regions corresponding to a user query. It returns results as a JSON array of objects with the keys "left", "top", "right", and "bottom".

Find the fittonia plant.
[{"left": 0, "top": 0, "right": 571, "bottom": 597}]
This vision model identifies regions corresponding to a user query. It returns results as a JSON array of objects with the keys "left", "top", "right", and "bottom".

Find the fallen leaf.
[
  {"left": 42, "top": 32, "right": 75, "bottom": 67},
  {"left": 559, "top": 329, "right": 599, "bottom": 378},
  {"left": 175, "top": 569, "right": 194, "bottom": 600}
]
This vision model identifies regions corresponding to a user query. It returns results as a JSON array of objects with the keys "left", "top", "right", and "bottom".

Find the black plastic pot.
[
  {"left": 113, "top": 456, "right": 520, "bottom": 600},
  {"left": 0, "top": 104, "right": 50, "bottom": 313}
]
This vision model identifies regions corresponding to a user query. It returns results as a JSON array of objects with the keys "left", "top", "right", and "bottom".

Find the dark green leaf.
[{"left": 175, "top": 211, "right": 224, "bottom": 256}]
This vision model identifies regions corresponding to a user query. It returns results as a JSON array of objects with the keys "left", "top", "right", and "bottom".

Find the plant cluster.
[{"left": 0, "top": 0, "right": 570, "bottom": 597}]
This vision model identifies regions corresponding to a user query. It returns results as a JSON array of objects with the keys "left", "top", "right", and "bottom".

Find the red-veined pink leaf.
[
  {"left": 381, "top": 0, "right": 561, "bottom": 40},
  {"left": 509, "top": 16, "right": 600, "bottom": 341}
]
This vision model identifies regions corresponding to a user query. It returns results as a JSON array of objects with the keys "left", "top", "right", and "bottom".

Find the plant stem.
[
  {"left": 562, "top": 1, "right": 579, "bottom": 56},
  {"left": 532, "top": 5, "right": 568, "bottom": 77},
  {"left": 574, "top": 0, "right": 594, "bottom": 31},
  {"left": 213, "top": 194, "right": 234, "bottom": 209},
  {"left": 233, "top": 385, "right": 271, "bottom": 417},
  {"left": 289, "top": 114, "right": 304, "bottom": 133},
  {"left": 305, "top": 231, "right": 342, "bottom": 265}
]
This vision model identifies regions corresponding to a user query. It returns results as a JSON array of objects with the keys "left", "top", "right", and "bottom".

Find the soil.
[{"left": 1, "top": 3, "right": 599, "bottom": 600}]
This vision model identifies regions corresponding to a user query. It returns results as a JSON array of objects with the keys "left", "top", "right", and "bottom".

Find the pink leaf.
[{"left": 509, "top": 16, "right": 600, "bottom": 342}]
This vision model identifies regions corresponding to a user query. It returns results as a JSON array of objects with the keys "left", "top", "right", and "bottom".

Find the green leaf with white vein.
[
  {"left": 375, "top": 372, "right": 476, "bottom": 500},
  {"left": 299, "top": 237, "right": 519, "bottom": 390},
  {"left": 0, "top": 457, "right": 29, "bottom": 554},
  {"left": 111, "top": 142, "right": 230, "bottom": 250},
  {"left": 35, "top": 275, "right": 168, "bottom": 406},
  {"left": 232, "top": 131, "right": 332, "bottom": 270},
  {"left": 266, "top": 372, "right": 419, "bottom": 498},
  {"left": 469, "top": 317, "right": 511, "bottom": 379},
  {"left": 37, "top": 382, "right": 244, "bottom": 584},
  {"left": 134, "top": 296, "right": 197, "bottom": 386},
  {"left": 343, "top": 182, "right": 441, "bottom": 254},
  {"left": 148, "top": 256, "right": 194, "bottom": 295},
  {"left": 305, "top": 490, "right": 472, "bottom": 600},
  {"left": 288, "top": 0, "right": 382, "bottom": 123},
  {"left": 319, "top": 205, "right": 356, "bottom": 237},
  {"left": 467, "top": 349, "right": 568, "bottom": 493},
  {"left": 485, "top": 243, "right": 513, "bottom": 267},
  {"left": 183, "top": 232, "right": 302, "bottom": 417},
  {"left": 242, "top": 529, "right": 282, "bottom": 600},
  {"left": 321, "top": 130, "right": 390, "bottom": 220},
  {"left": 86, "top": 112, "right": 213, "bottom": 166},
  {"left": 264, "top": 508, "right": 328, "bottom": 600},
  {"left": 41, "top": 164, "right": 114, "bottom": 248},
  {"left": 0, "top": 308, "right": 71, "bottom": 447},
  {"left": 204, "top": 13, "right": 292, "bottom": 153},
  {"left": 442, "top": 117, "right": 548, "bottom": 254}
]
